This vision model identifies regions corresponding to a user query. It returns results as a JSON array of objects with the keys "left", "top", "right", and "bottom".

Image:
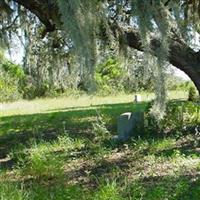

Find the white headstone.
[{"left": 115, "top": 112, "right": 144, "bottom": 141}]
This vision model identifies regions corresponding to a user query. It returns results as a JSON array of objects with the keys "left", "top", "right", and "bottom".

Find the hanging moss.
[
  {"left": 130, "top": 0, "right": 172, "bottom": 118},
  {"left": 57, "top": 1, "right": 100, "bottom": 68},
  {"left": 2, "top": 0, "right": 195, "bottom": 116}
]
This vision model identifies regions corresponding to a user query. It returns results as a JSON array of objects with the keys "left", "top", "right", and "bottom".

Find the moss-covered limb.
[
  {"left": 13, "top": 0, "right": 58, "bottom": 33},
  {"left": 124, "top": 27, "right": 200, "bottom": 96}
]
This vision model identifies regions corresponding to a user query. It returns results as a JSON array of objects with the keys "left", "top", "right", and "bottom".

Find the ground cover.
[{"left": 0, "top": 91, "right": 199, "bottom": 200}]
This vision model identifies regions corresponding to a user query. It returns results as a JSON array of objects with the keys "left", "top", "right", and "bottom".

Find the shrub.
[
  {"left": 0, "top": 60, "right": 25, "bottom": 102},
  {"left": 2, "top": 61, "right": 24, "bottom": 79},
  {"left": 95, "top": 58, "right": 124, "bottom": 95},
  {"left": 146, "top": 101, "right": 200, "bottom": 135},
  {"left": 92, "top": 111, "right": 110, "bottom": 143}
]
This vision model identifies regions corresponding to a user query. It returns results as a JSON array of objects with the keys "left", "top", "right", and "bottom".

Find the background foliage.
[{"left": 0, "top": 53, "right": 25, "bottom": 102}]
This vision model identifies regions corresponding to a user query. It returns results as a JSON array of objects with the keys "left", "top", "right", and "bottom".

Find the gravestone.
[{"left": 114, "top": 112, "right": 144, "bottom": 141}]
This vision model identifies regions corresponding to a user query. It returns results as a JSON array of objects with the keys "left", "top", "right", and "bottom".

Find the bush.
[
  {"left": 0, "top": 61, "right": 25, "bottom": 102},
  {"left": 95, "top": 58, "right": 124, "bottom": 95},
  {"left": 92, "top": 112, "right": 110, "bottom": 143},
  {"left": 22, "top": 77, "right": 50, "bottom": 99},
  {"left": 2, "top": 61, "right": 24, "bottom": 79},
  {"left": 146, "top": 101, "right": 200, "bottom": 135}
]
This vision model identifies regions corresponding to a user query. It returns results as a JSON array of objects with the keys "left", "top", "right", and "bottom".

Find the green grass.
[
  {"left": 18, "top": 136, "right": 82, "bottom": 178},
  {"left": 1, "top": 92, "right": 200, "bottom": 200},
  {"left": 0, "top": 182, "right": 29, "bottom": 200},
  {"left": 0, "top": 91, "right": 187, "bottom": 116}
]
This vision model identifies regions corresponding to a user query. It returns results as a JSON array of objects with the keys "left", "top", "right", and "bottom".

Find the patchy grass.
[{"left": 0, "top": 92, "right": 200, "bottom": 199}]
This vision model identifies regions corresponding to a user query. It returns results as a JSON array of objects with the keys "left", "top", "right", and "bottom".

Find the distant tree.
[
  {"left": 1, "top": 0, "right": 200, "bottom": 114},
  {"left": 0, "top": 50, "right": 25, "bottom": 101}
]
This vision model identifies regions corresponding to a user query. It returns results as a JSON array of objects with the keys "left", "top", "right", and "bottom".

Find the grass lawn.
[{"left": 1, "top": 91, "right": 200, "bottom": 200}]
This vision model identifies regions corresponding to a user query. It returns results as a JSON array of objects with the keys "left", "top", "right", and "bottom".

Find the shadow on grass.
[
  {"left": 154, "top": 145, "right": 200, "bottom": 158},
  {"left": 124, "top": 175, "right": 200, "bottom": 200},
  {"left": 0, "top": 102, "right": 147, "bottom": 166},
  {"left": 45, "top": 101, "right": 147, "bottom": 111},
  {"left": 1, "top": 172, "right": 200, "bottom": 200},
  {"left": 153, "top": 134, "right": 200, "bottom": 158}
]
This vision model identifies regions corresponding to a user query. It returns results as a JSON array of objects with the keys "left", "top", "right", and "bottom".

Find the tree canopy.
[{"left": 1, "top": 0, "right": 200, "bottom": 114}]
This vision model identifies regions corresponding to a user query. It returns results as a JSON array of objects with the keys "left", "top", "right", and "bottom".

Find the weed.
[
  {"left": 17, "top": 135, "right": 84, "bottom": 178},
  {"left": 93, "top": 180, "right": 122, "bottom": 200},
  {"left": 92, "top": 110, "right": 111, "bottom": 143},
  {"left": 0, "top": 182, "right": 30, "bottom": 200}
]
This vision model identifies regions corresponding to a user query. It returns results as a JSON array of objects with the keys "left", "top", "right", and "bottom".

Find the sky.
[{"left": 172, "top": 67, "right": 190, "bottom": 80}]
